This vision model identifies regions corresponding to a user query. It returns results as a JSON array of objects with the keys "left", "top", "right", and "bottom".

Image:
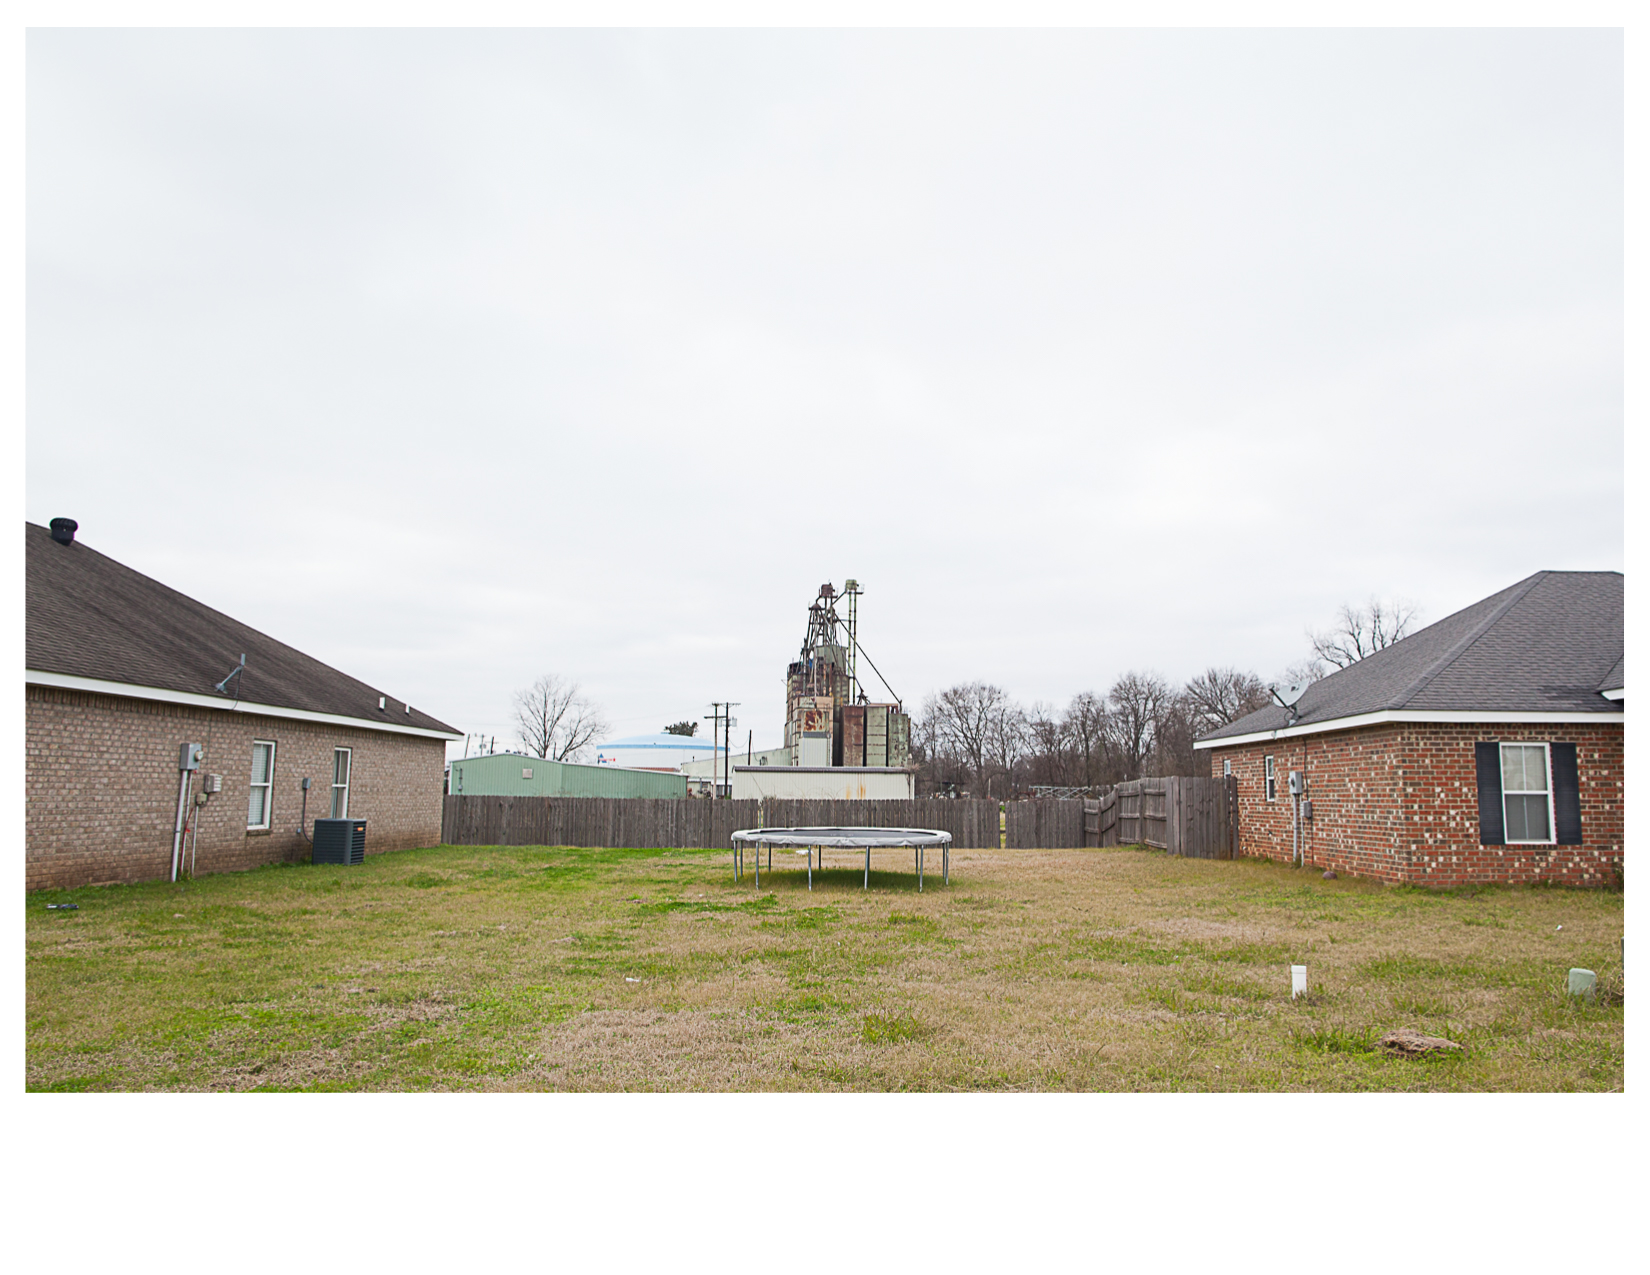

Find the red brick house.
[
  {"left": 26, "top": 519, "right": 462, "bottom": 890},
  {"left": 1194, "top": 572, "right": 1622, "bottom": 887}
]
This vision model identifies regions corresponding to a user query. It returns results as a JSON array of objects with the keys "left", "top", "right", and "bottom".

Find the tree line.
[
  {"left": 914, "top": 595, "right": 1420, "bottom": 797},
  {"left": 913, "top": 668, "right": 1270, "bottom": 797}
]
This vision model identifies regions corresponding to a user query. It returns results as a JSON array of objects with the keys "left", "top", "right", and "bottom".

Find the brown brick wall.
[
  {"left": 1204, "top": 720, "right": 1622, "bottom": 887},
  {"left": 26, "top": 684, "right": 447, "bottom": 891}
]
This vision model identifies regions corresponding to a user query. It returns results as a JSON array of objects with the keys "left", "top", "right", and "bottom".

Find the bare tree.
[
  {"left": 513, "top": 675, "right": 609, "bottom": 762},
  {"left": 1281, "top": 656, "right": 1328, "bottom": 687},
  {"left": 1150, "top": 692, "right": 1200, "bottom": 777},
  {"left": 985, "top": 700, "right": 1030, "bottom": 794},
  {"left": 1025, "top": 701, "right": 1074, "bottom": 787},
  {"left": 1183, "top": 667, "right": 1271, "bottom": 735},
  {"left": 1064, "top": 691, "right": 1109, "bottom": 787},
  {"left": 920, "top": 682, "right": 1020, "bottom": 795},
  {"left": 1309, "top": 597, "right": 1421, "bottom": 670},
  {"left": 1106, "top": 672, "right": 1171, "bottom": 780}
]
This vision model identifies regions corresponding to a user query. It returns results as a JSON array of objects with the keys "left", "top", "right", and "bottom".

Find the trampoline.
[{"left": 731, "top": 827, "right": 952, "bottom": 891}]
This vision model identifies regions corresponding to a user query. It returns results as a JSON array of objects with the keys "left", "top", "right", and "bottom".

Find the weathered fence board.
[
  {"left": 1079, "top": 776, "right": 1238, "bottom": 859},
  {"left": 439, "top": 787, "right": 1235, "bottom": 856},
  {"left": 440, "top": 796, "right": 1005, "bottom": 850},
  {"left": 1006, "top": 799, "right": 1086, "bottom": 848}
]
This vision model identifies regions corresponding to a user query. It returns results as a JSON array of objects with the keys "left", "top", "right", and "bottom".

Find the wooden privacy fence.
[
  {"left": 1005, "top": 799, "right": 1087, "bottom": 849},
  {"left": 441, "top": 785, "right": 1236, "bottom": 857},
  {"left": 1084, "top": 776, "right": 1238, "bottom": 860},
  {"left": 440, "top": 796, "right": 1002, "bottom": 850}
]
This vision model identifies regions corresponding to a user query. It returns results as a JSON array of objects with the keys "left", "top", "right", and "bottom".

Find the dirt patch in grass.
[{"left": 25, "top": 844, "right": 1623, "bottom": 1091}]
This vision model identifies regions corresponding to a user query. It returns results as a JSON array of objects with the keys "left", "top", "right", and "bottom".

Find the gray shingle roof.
[
  {"left": 26, "top": 522, "right": 459, "bottom": 735},
  {"left": 1197, "top": 571, "right": 1623, "bottom": 743}
]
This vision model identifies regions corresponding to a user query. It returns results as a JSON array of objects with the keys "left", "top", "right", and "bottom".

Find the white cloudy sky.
[{"left": 25, "top": 28, "right": 1622, "bottom": 757}]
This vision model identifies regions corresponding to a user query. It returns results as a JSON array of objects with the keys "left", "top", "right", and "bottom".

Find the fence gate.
[
  {"left": 1079, "top": 776, "right": 1238, "bottom": 859},
  {"left": 1084, "top": 792, "right": 1119, "bottom": 847}
]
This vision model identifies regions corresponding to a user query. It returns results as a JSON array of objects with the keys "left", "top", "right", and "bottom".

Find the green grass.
[{"left": 24, "top": 843, "right": 1624, "bottom": 1091}]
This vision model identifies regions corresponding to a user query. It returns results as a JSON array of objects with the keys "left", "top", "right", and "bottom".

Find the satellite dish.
[{"left": 1271, "top": 681, "right": 1309, "bottom": 709}]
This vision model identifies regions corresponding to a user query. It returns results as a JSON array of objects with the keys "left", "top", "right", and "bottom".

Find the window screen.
[
  {"left": 1500, "top": 743, "right": 1552, "bottom": 843},
  {"left": 331, "top": 748, "right": 352, "bottom": 819},
  {"left": 248, "top": 741, "right": 275, "bottom": 829}
]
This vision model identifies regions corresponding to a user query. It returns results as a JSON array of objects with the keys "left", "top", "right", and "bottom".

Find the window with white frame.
[
  {"left": 1223, "top": 759, "right": 1232, "bottom": 778},
  {"left": 1264, "top": 755, "right": 1276, "bottom": 802},
  {"left": 331, "top": 747, "right": 352, "bottom": 819},
  {"left": 248, "top": 740, "right": 275, "bottom": 830},
  {"left": 1500, "top": 743, "right": 1553, "bottom": 844}
]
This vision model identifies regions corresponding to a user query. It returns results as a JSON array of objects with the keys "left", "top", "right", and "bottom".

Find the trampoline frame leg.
[
  {"left": 808, "top": 846, "right": 813, "bottom": 891},
  {"left": 864, "top": 845, "right": 869, "bottom": 889}
]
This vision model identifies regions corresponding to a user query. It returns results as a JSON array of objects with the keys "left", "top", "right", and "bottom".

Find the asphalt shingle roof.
[
  {"left": 26, "top": 522, "right": 458, "bottom": 735},
  {"left": 1197, "top": 571, "right": 1623, "bottom": 743}
]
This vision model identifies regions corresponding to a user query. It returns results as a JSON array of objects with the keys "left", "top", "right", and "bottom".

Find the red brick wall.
[
  {"left": 26, "top": 685, "right": 447, "bottom": 891},
  {"left": 1203, "top": 720, "right": 1622, "bottom": 887}
]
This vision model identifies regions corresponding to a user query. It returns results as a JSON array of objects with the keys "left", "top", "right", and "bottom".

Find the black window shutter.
[
  {"left": 1551, "top": 742, "right": 1582, "bottom": 845},
  {"left": 1475, "top": 741, "right": 1504, "bottom": 845}
]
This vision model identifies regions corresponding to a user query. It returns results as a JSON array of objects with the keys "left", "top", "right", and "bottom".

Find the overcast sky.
[{"left": 26, "top": 28, "right": 1622, "bottom": 758}]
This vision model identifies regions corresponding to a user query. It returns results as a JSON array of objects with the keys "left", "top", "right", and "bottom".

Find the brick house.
[
  {"left": 26, "top": 519, "right": 462, "bottom": 890},
  {"left": 1194, "top": 572, "right": 1622, "bottom": 887}
]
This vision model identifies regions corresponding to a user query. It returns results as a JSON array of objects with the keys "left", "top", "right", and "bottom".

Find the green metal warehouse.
[{"left": 447, "top": 752, "right": 687, "bottom": 799}]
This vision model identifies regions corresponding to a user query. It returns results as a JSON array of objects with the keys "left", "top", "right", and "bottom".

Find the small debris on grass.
[
  {"left": 624, "top": 977, "right": 641, "bottom": 983},
  {"left": 1556, "top": 925, "right": 1563, "bottom": 931},
  {"left": 1322, "top": 871, "right": 1337, "bottom": 880},
  {"left": 46, "top": 903, "right": 79, "bottom": 911},
  {"left": 174, "top": 913, "right": 185, "bottom": 918},
  {"left": 1378, "top": 1028, "right": 1462, "bottom": 1057}
]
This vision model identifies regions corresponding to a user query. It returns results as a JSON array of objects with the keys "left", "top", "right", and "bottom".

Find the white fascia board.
[
  {"left": 27, "top": 670, "right": 462, "bottom": 741},
  {"left": 1192, "top": 708, "right": 1625, "bottom": 750},
  {"left": 1602, "top": 687, "right": 1624, "bottom": 701}
]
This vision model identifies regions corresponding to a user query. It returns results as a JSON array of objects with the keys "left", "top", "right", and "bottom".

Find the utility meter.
[
  {"left": 179, "top": 743, "right": 204, "bottom": 771},
  {"left": 1288, "top": 770, "right": 1304, "bottom": 797}
]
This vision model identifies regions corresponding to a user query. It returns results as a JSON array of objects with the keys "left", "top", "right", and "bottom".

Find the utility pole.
[
  {"left": 705, "top": 702, "right": 739, "bottom": 798},
  {"left": 704, "top": 705, "right": 720, "bottom": 796},
  {"left": 725, "top": 704, "right": 739, "bottom": 797}
]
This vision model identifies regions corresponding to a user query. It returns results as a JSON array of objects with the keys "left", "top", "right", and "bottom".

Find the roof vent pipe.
[{"left": 50, "top": 518, "right": 78, "bottom": 545}]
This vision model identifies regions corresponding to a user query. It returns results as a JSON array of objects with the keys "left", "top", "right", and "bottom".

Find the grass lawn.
[{"left": 25, "top": 843, "right": 1624, "bottom": 1092}]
